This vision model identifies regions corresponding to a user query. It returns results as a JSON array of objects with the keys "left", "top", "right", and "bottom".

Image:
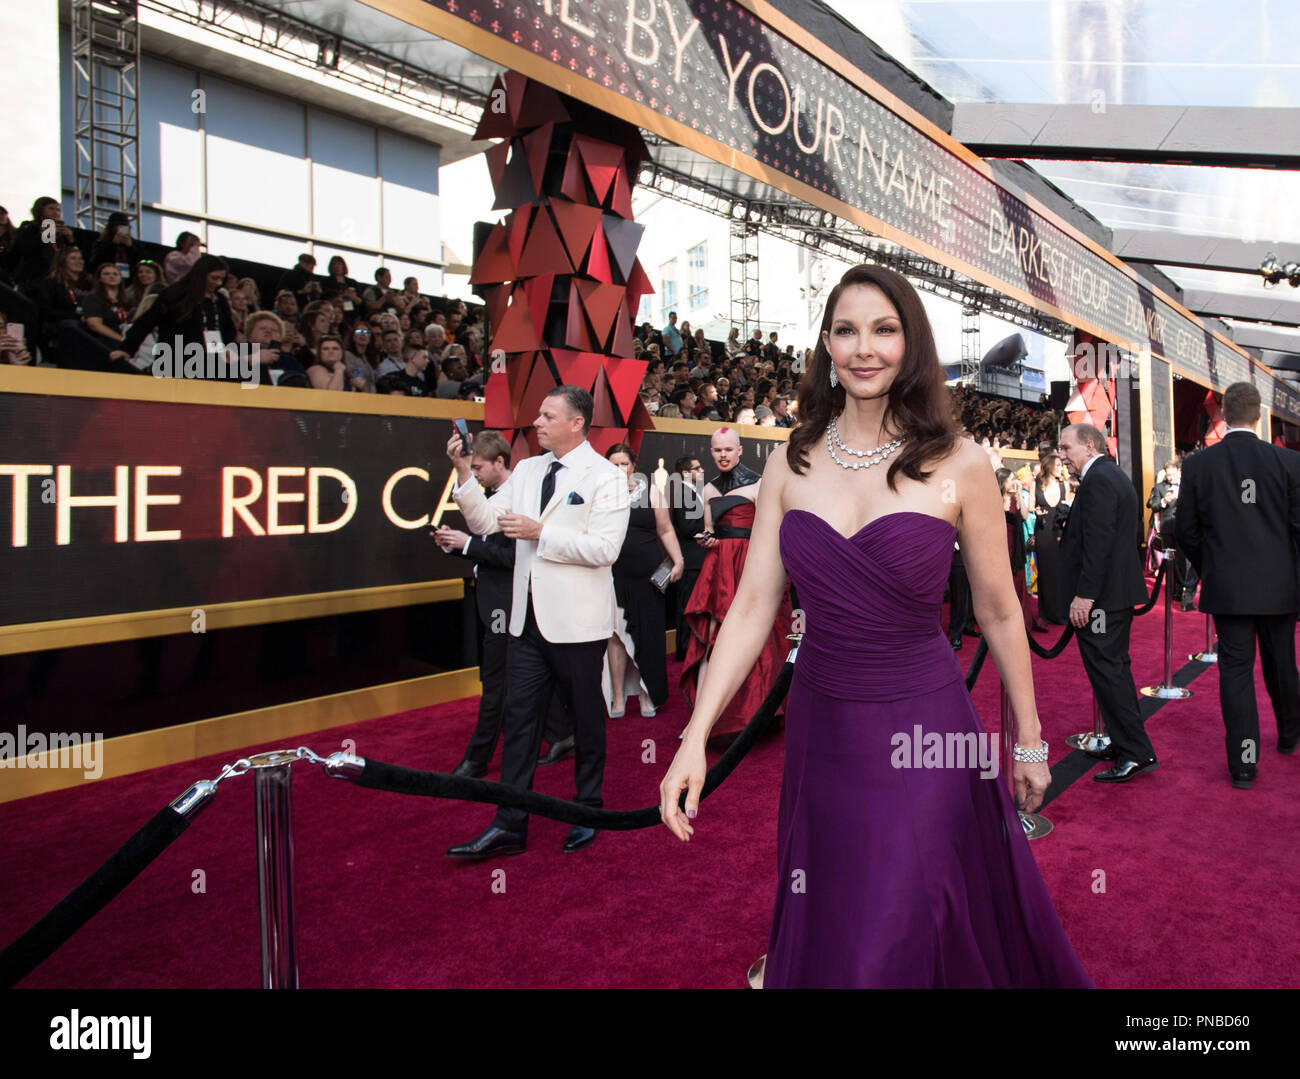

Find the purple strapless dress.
[{"left": 764, "top": 509, "right": 1094, "bottom": 989}]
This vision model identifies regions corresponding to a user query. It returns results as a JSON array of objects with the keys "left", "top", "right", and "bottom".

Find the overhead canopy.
[{"left": 246, "top": 0, "right": 1298, "bottom": 415}]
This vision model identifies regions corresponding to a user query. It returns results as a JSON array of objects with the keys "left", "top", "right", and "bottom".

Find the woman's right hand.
[{"left": 659, "top": 736, "right": 707, "bottom": 841}]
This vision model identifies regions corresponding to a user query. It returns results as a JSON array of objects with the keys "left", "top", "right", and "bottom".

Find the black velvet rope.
[
  {"left": 0, "top": 807, "right": 192, "bottom": 988},
  {"left": 1132, "top": 558, "right": 1168, "bottom": 617},
  {"left": 352, "top": 658, "right": 795, "bottom": 829},
  {"left": 963, "top": 636, "right": 990, "bottom": 689},
  {"left": 1027, "top": 623, "right": 1076, "bottom": 659}
]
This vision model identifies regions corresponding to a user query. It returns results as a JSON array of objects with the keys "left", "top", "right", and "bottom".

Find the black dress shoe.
[
  {"left": 1229, "top": 768, "right": 1256, "bottom": 790},
  {"left": 451, "top": 759, "right": 487, "bottom": 779},
  {"left": 562, "top": 825, "right": 598, "bottom": 853},
  {"left": 1279, "top": 739, "right": 1298, "bottom": 756},
  {"left": 537, "top": 736, "right": 575, "bottom": 766},
  {"left": 1093, "top": 757, "right": 1159, "bottom": 783},
  {"left": 446, "top": 826, "right": 526, "bottom": 860},
  {"left": 950, "top": 637, "right": 963, "bottom": 651}
]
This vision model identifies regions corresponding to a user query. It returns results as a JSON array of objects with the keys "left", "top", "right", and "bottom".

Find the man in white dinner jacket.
[{"left": 444, "top": 385, "right": 630, "bottom": 857}]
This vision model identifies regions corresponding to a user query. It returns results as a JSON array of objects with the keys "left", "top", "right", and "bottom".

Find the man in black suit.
[
  {"left": 1175, "top": 382, "right": 1300, "bottom": 789},
  {"left": 433, "top": 430, "right": 573, "bottom": 778},
  {"left": 1058, "top": 423, "right": 1159, "bottom": 782}
]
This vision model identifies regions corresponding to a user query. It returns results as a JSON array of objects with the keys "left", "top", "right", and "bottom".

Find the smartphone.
[
  {"left": 6, "top": 322, "right": 23, "bottom": 343},
  {"left": 453, "top": 418, "right": 471, "bottom": 455}
]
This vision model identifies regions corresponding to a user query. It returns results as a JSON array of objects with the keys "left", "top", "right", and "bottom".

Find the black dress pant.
[
  {"left": 1213, "top": 613, "right": 1300, "bottom": 771},
  {"left": 462, "top": 616, "right": 572, "bottom": 766},
  {"left": 1075, "top": 607, "right": 1156, "bottom": 763},
  {"left": 493, "top": 594, "right": 607, "bottom": 835}
]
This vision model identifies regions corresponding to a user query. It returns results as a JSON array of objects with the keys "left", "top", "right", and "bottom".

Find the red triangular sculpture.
[
  {"left": 518, "top": 359, "right": 558, "bottom": 429},
  {"left": 516, "top": 207, "right": 575, "bottom": 277},
  {"left": 548, "top": 198, "right": 603, "bottom": 268},
  {"left": 506, "top": 347, "right": 536, "bottom": 401},
  {"left": 603, "top": 357, "right": 646, "bottom": 420},
  {"left": 624, "top": 259, "right": 654, "bottom": 316},
  {"left": 603, "top": 215, "right": 645, "bottom": 281},
  {"left": 591, "top": 366, "right": 618, "bottom": 427},
  {"left": 549, "top": 348, "right": 604, "bottom": 392},
  {"left": 587, "top": 426, "right": 631, "bottom": 458},
  {"left": 506, "top": 207, "right": 533, "bottom": 275},
  {"left": 575, "top": 136, "right": 623, "bottom": 204},
  {"left": 491, "top": 296, "right": 542, "bottom": 354},
  {"left": 472, "top": 75, "right": 517, "bottom": 140},
  {"left": 560, "top": 143, "right": 588, "bottom": 202},
  {"left": 522, "top": 123, "right": 555, "bottom": 193},
  {"left": 607, "top": 167, "right": 634, "bottom": 219},
  {"left": 575, "top": 279, "right": 626, "bottom": 345},
  {"left": 484, "top": 370, "right": 514, "bottom": 428},
  {"left": 606, "top": 299, "right": 637, "bottom": 359},
  {"left": 516, "top": 81, "right": 571, "bottom": 128},
  {"left": 479, "top": 283, "right": 510, "bottom": 331},
  {"left": 469, "top": 224, "right": 512, "bottom": 285},
  {"left": 522, "top": 273, "right": 555, "bottom": 343},
  {"left": 564, "top": 284, "right": 600, "bottom": 351},
  {"left": 585, "top": 226, "right": 613, "bottom": 284}
]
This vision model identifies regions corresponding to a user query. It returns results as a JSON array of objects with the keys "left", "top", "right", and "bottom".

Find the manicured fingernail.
[{"left": 687, "top": 809, "right": 696, "bottom": 819}]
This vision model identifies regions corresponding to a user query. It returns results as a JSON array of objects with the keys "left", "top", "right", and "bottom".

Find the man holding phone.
[
  {"left": 443, "top": 387, "right": 629, "bottom": 858},
  {"left": 433, "top": 429, "right": 574, "bottom": 777}
]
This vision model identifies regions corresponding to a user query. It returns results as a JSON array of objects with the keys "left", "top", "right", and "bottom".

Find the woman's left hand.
[{"left": 1013, "top": 759, "right": 1051, "bottom": 814}]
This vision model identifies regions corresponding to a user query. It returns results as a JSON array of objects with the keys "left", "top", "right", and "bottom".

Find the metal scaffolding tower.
[
  {"left": 730, "top": 221, "right": 759, "bottom": 338},
  {"left": 72, "top": 0, "right": 141, "bottom": 231},
  {"left": 960, "top": 305, "right": 982, "bottom": 386}
]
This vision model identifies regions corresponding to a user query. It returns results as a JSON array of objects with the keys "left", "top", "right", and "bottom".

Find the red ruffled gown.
[{"left": 680, "top": 497, "right": 794, "bottom": 734}]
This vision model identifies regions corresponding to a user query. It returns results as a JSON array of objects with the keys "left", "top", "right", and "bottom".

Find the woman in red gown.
[{"left": 680, "top": 427, "right": 794, "bottom": 747}]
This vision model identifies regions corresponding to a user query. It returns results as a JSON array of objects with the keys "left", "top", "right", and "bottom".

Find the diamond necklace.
[{"left": 826, "top": 415, "right": 905, "bottom": 471}]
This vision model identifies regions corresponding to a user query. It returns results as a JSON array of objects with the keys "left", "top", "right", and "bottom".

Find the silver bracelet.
[{"left": 1013, "top": 740, "right": 1049, "bottom": 763}]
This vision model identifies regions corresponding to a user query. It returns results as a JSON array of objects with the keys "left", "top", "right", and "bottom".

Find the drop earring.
[{"left": 829, "top": 363, "right": 839, "bottom": 388}]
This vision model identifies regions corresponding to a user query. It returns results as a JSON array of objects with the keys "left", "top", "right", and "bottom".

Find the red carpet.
[{"left": 3, "top": 587, "right": 1299, "bottom": 988}]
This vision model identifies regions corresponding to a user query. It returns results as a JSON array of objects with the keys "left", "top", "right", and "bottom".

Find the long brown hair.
[{"left": 788, "top": 264, "right": 958, "bottom": 492}]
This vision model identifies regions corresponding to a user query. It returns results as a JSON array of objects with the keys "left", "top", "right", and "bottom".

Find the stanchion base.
[
  {"left": 1020, "top": 812, "right": 1052, "bottom": 840},
  {"left": 1190, "top": 650, "right": 1218, "bottom": 663},
  {"left": 747, "top": 954, "right": 766, "bottom": 989},
  {"left": 1066, "top": 731, "right": 1112, "bottom": 756},
  {"left": 1139, "top": 685, "right": 1194, "bottom": 699}
]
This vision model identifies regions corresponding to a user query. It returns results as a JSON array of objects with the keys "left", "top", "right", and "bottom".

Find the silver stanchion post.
[
  {"left": 251, "top": 749, "right": 299, "bottom": 989},
  {"left": 1067, "top": 696, "right": 1112, "bottom": 757},
  {"left": 1191, "top": 613, "right": 1217, "bottom": 663},
  {"left": 1141, "top": 550, "right": 1193, "bottom": 699},
  {"left": 1001, "top": 679, "right": 1051, "bottom": 839}
]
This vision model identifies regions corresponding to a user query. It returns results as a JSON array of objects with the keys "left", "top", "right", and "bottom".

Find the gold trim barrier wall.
[
  {"left": 0, "top": 666, "right": 484, "bottom": 804},
  {"left": 0, "top": 630, "right": 679, "bottom": 802}
]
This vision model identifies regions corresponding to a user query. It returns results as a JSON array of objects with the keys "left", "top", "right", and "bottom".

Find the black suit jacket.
[
  {"left": 1060, "top": 456, "right": 1148, "bottom": 610},
  {"left": 1174, "top": 432, "right": 1300, "bottom": 615},
  {"left": 446, "top": 487, "right": 514, "bottom": 623}
]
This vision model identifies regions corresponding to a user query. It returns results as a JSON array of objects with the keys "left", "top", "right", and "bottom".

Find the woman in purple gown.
[{"left": 658, "top": 265, "right": 1093, "bottom": 989}]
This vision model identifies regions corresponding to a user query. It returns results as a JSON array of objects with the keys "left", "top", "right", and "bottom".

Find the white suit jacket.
[{"left": 453, "top": 440, "right": 630, "bottom": 642}]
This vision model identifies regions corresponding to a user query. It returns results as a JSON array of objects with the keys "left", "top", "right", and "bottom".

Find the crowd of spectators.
[
  {"left": 633, "top": 310, "right": 803, "bottom": 426},
  {"left": 0, "top": 195, "right": 486, "bottom": 397},
  {"left": 950, "top": 384, "right": 1061, "bottom": 452},
  {"left": 1, "top": 198, "right": 1079, "bottom": 436}
]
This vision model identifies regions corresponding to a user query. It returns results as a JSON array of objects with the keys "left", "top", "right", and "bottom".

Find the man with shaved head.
[{"left": 679, "top": 426, "right": 793, "bottom": 749}]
